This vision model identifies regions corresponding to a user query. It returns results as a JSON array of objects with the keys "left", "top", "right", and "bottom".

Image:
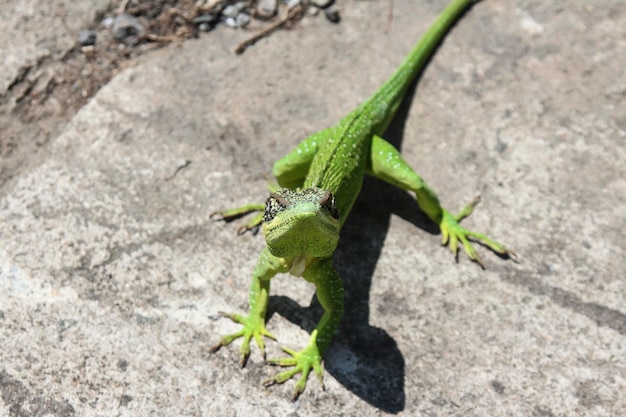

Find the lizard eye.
[
  {"left": 263, "top": 193, "right": 288, "bottom": 223},
  {"left": 319, "top": 191, "right": 339, "bottom": 220}
]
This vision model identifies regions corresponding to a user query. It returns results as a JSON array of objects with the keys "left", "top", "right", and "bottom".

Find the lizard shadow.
[
  {"left": 269, "top": 179, "right": 429, "bottom": 412},
  {"left": 267, "top": 71, "right": 437, "bottom": 412}
]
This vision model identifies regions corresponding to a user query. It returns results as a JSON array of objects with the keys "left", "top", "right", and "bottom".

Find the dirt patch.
[
  {"left": 0, "top": 0, "right": 334, "bottom": 186},
  {"left": 0, "top": 0, "right": 202, "bottom": 186}
]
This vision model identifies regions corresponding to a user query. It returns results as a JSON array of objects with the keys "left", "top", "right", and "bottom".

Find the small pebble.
[
  {"left": 256, "top": 0, "right": 277, "bottom": 18},
  {"left": 236, "top": 13, "right": 250, "bottom": 27},
  {"left": 324, "top": 6, "right": 340, "bottom": 23},
  {"left": 112, "top": 13, "right": 145, "bottom": 45},
  {"left": 285, "top": 0, "right": 300, "bottom": 8},
  {"left": 101, "top": 16, "right": 114, "bottom": 28},
  {"left": 192, "top": 14, "right": 216, "bottom": 25},
  {"left": 311, "top": 0, "right": 333, "bottom": 8},
  {"left": 224, "top": 17, "right": 238, "bottom": 28},
  {"left": 193, "top": 14, "right": 217, "bottom": 32},
  {"left": 81, "top": 45, "right": 96, "bottom": 58},
  {"left": 222, "top": 5, "right": 239, "bottom": 19},
  {"left": 78, "top": 30, "right": 97, "bottom": 46}
]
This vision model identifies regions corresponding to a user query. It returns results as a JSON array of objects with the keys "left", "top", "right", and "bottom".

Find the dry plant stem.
[
  {"left": 196, "top": 0, "right": 230, "bottom": 13},
  {"left": 234, "top": 5, "right": 303, "bottom": 54},
  {"left": 116, "top": 0, "right": 130, "bottom": 15},
  {"left": 145, "top": 33, "right": 177, "bottom": 43}
]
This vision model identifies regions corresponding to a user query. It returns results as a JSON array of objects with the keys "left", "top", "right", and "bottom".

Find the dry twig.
[{"left": 234, "top": 4, "right": 304, "bottom": 54}]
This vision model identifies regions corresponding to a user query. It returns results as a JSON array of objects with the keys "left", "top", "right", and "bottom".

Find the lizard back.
[{"left": 302, "top": 0, "right": 473, "bottom": 226}]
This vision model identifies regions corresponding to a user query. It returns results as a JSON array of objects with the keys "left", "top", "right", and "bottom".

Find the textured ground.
[{"left": 1, "top": 0, "right": 625, "bottom": 416}]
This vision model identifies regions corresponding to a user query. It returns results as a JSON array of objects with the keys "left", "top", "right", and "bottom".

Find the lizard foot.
[
  {"left": 440, "top": 196, "right": 518, "bottom": 268},
  {"left": 210, "top": 203, "right": 265, "bottom": 234},
  {"left": 264, "top": 330, "right": 325, "bottom": 401},
  {"left": 210, "top": 311, "right": 276, "bottom": 367}
]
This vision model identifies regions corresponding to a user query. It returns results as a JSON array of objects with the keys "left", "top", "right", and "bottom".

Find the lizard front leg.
[
  {"left": 210, "top": 203, "right": 266, "bottom": 234},
  {"left": 272, "top": 127, "right": 332, "bottom": 189},
  {"left": 367, "top": 134, "right": 516, "bottom": 267},
  {"left": 264, "top": 258, "right": 344, "bottom": 401},
  {"left": 211, "top": 247, "right": 289, "bottom": 365}
]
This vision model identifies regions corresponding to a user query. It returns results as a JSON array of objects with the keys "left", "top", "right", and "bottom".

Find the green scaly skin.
[{"left": 211, "top": 0, "right": 516, "bottom": 400}]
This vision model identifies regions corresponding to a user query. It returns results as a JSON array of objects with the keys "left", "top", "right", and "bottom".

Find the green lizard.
[{"left": 211, "top": 0, "right": 514, "bottom": 400}]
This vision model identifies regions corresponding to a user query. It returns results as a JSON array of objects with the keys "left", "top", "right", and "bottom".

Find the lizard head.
[{"left": 262, "top": 187, "right": 340, "bottom": 260}]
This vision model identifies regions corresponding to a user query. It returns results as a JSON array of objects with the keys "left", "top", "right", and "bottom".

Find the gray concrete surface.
[{"left": 1, "top": 0, "right": 625, "bottom": 416}]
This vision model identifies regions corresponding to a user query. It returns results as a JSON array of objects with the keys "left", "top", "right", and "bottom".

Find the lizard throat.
[{"left": 289, "top": 255, "right": 307, "bottom": 277}]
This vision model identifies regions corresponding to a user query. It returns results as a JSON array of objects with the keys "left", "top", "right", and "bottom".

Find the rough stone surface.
[
  {"left": 1, "top": 0, "right": 625, "bottom": 416},
  {"left": 0, "top": 0, "right": 110, "bottom": 94}
]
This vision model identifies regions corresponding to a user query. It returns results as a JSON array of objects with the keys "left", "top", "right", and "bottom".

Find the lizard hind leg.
[{"left": 366, "top": 134, "right": 516, "bottom": 266}]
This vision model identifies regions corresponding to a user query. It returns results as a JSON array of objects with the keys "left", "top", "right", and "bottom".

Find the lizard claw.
[
  {"left": 237, "top": 224, "right": 260, "bottom": 235},
  {"left": 210, "top": 203, "right": 265, "bottom": 229},
  {"left": 440, "top": 197, "right": 516, "bottom": 266},
  {"left": 210, "top": 311, "right": 276, "bottom": 366},
  {"left": 263, "top": 330, "right": 325, "bottom": 401}
]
